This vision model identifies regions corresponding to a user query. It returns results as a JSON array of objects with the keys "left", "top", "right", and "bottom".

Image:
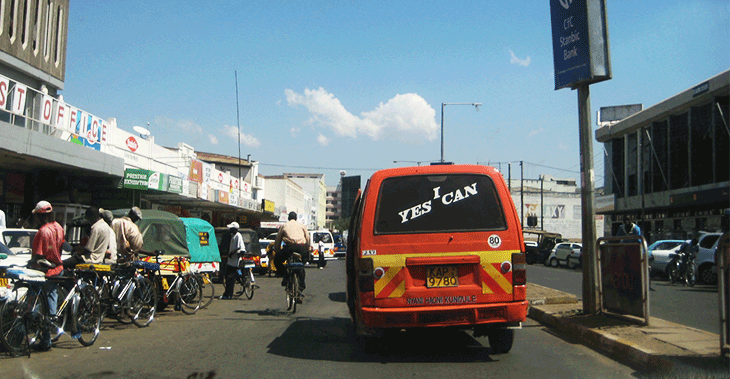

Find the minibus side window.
[{"left": 374, "top": 174, "right": 506, "bottom": 234}]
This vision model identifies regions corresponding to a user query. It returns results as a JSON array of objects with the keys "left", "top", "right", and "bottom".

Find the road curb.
[{"left": 527, "top": 305, "right": 676, "bottom": 373}]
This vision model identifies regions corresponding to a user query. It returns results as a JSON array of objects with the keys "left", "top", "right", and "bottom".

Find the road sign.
[{"left": 550, "top": 0, "right": 611, "bottom": 90}]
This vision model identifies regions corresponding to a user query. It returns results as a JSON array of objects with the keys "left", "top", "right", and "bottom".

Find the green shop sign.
[{"left": 123, "top": 169, "right": 151, "bottom": 190}]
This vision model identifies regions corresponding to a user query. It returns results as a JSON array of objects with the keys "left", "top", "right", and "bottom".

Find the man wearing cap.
[
  {"left": 274, "top": 212, "right": 310, "bottom": 294},
  {"left": 221, "top": 221, "right": 245, "bottom": 299},
  {"left": 63, "top": 207, "right": 116, "bottom": 268},
  {"left": 111, "top": 207, "right": 144, "bottom": 264},
  {"left": 30, "top": 200, "right": 65, "bottom": 350}
]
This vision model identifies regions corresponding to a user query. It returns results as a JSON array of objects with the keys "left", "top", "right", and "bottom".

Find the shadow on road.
[{"left": 266, "top": 317, "right": 496, "bottom": 363}]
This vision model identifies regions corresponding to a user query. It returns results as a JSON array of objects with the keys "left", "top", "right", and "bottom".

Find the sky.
[{"left": 63, "top": 1, "right": 729, "bottom": 187}]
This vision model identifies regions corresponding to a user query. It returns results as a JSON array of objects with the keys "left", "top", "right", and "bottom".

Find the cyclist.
[
  {"left": 111, "top": 207, "right": 144, "bottom": 264},
  {"left": 274, "top": 212, "right": 310, "bottom": 294},
  {"left": 677, "top": 237, "right": 699, "bottom": 280},
  {"left": 29, "top": 200, "right": 65, "bottom": 351},
  {"left": 221, "top": 221, "right": 245, "bottom": 300}
]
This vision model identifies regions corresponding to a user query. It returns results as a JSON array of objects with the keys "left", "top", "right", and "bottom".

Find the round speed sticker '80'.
[{"left": 487, "top": 235, "right": 502, "bottom": 249}]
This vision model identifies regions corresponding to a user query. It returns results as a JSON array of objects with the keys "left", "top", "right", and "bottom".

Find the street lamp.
[{"left": 441, "top": 102, "right": 481, "bottom": 163}]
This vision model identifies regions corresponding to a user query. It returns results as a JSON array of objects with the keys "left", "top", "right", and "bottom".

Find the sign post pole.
[{"left": 578, "top": 84, "right": 599, "bottom": 314}]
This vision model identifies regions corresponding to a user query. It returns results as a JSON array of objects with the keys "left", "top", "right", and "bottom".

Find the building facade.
[{"left": 596, "top": 70, "right": 729, "bottom": 242}]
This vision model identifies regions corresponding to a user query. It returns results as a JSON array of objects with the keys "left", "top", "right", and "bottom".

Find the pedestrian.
[
  {"left": 221, "top": 221, "right": 245, "bottom": 299},
  {"left": 99, "top": 209, "right": 118, "bottom": 264},
  {"left": 616, "top": 215, "right": 641, "bottom": 237},
  {"left": 111, "top": 207, "right": 144, "bottom": 264},
  {"left": 63, "top": 207, "right": 114, "bottom": 268},
  {"left": 274, "top": 212, "right": 310, "bottom": 296},
  {"left": 29, "top": 200, "right": 65, "bottom": 351},
  {"left": 317, "top": 238, "right": 325, "bottom": 269}
]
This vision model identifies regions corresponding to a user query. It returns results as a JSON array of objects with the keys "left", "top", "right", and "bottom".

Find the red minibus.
[{"left": 346, "top": 164, "right": 527, "bottom": 353}]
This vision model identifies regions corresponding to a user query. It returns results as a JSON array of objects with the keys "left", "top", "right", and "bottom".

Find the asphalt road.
[
  {"left": 527, "top": 262, "right": 720, "bottom": 333},
  {"left": 0, "top": 260, "right": 640, "bottom": 378}
]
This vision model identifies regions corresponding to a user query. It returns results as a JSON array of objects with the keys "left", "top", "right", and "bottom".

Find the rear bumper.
[{"left": 359, "top": 301, "right": 528, "bottom": 329}]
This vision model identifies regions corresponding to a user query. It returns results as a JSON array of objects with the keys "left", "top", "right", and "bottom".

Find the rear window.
[
  {"left": 374, "top": 173, "right": 506, "bottom": 234},
  {"left": 313, "top": 232, "right": 332, "bottom": 243}
]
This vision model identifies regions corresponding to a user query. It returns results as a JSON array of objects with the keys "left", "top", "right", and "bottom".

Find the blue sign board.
[{"left": 550, "top": 0, "right": 611, "bottom": 90}]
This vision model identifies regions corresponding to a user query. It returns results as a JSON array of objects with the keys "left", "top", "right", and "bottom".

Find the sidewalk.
[{"left": 526, "top": 283, "right": 729, "bottom": 375}]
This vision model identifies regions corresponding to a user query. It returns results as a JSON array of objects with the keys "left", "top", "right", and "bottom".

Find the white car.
[
  {"left": 696, "top": 233, "right": 723, "bottom": 284},
  {"left": 0, "top": 228, "right": 74, "bottom": 268},
  {"left": 647, "top": 240, "right": 685, "bottom": 277},
  {"left": 548, "top": 242, "right": 582, "bottom": 268}
]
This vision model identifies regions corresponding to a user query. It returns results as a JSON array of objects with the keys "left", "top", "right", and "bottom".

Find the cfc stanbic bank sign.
[{"left": 550, "top": 0, "right": 611, "bottom": 90}]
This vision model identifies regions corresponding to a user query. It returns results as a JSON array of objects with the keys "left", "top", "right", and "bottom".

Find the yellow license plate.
[
  {"left": 161, "top": 277, "right": 170, "bottom": 290},
  {"left": 0, "top": 278, "right": 7, "bottom": 287},
  {"left": 426, "top": 265, "right": 458, "bottom": 288},
  {"left": 202, "top": 275, "right": 211, "bottom": 284}
]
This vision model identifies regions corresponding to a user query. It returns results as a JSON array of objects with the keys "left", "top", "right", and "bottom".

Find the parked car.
[
  {"left": 0, "top": 228, "right": 73, "bottom": 268},
  {"left": 548, "top": 242, "right": 582, "bottom": 268},
  {"left": 647, "top": 240, "right": 685, "bottom": 278},
  {"left": 309, "top": 230, "right": 335, "bottom": 261},
  {"left": 566, "top": 248, "right": 582, "bottom": 269},
  {"left": 523, "top": 230, "right": 563, "bottom": 265},
  {"left": 697, "top": 233, "right": 723, "bottom": 284}
]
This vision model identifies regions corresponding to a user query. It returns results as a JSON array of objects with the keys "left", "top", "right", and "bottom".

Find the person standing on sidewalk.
[{"left": 221, "top": 222, "right": 245, "bottom": 299}]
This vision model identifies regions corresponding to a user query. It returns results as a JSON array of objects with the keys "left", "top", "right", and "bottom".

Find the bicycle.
[
  {"left": 193, "top": 271, "right": 215, "bottom": 308},
  {"left": 667, "top": 251, "right": 697, "bottom": 287},
  {"left": 232, "top": 257, "right": 257, "bottom": 300},
  {"left": 0, "top": 266, "right": 101, "bottom": 356},
  {"left": 284, "top": 252, "right": 305, "bottom": 313},
  {"left": 147, "top": 255, "right": 202, "bottom": 314}
]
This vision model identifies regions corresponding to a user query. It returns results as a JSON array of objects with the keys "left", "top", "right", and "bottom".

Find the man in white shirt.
[{"left": 221, "top": 222, "right": 245, "bottom": 299}]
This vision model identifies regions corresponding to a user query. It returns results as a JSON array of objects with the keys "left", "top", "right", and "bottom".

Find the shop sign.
[
  {"left": 189, "top": 159, "right": 203, "bottom": 183},
  {"left": 123, "top": 169, "right": 151, "bottom": 190},
  {"left": 168, "top": 175, "right": 183, "bottom": 194}
]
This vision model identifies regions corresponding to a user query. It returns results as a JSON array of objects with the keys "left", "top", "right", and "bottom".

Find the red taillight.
[
  {"left": 357, "top": 258, "right": 375, "bottom": 292},
  {"left": 512, "top": 252, "right": 526, "bottom": 286}
]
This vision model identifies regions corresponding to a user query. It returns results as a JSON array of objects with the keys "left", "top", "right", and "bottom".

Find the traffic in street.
[{"left": 0, "top": 260, "right": 638, "bottom": 379}]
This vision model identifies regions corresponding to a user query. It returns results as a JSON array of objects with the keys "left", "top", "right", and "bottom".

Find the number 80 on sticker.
[{"left": 488, "top": 235, "right": 502, "bottom": 249}]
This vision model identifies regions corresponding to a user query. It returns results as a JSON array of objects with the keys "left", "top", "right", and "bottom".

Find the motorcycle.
[{"left": 667, "top": 251, "right": 697, "bottom": 287}]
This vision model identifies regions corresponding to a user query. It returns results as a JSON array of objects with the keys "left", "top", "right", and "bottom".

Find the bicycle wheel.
[
  {"left": 129, "top": 277, "right": 157, "bottom": 328},
  {"left": 178, "top": 274, "right": 202, "bottom": 315},
  {"left": 285, "top": 273, "right": 294, "bottom": 311},
  {"left": 0, "top": 284, "right": 45, "bottom": 356},
  {"left": 197, "top": 273, "right": 215, "bottom": 309},
  {"left": 686, "top": 263, "right": 697, "bottom": 287},
  {"left": 111, "top": 278, "right": 133, "bottom": 324},
  {"left": 243, "top": 271, "right": 254, "bottom": 300},
  {"left": 290, "top": 274, "right": 299, "bottom": 314},
  {"left": 49, "top": 286, "right": 69, "bottom": 342},
  {"left": 233, "top": 271, "right": 245, "bottom": 298},
  {"left": 668, "top": 261, "right": 679, "bottom": 284},
  {"left": 75, "top": 284, "right": 102, "bottom": 347}
]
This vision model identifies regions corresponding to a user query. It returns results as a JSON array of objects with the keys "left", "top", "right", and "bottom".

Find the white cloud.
[
  {"left": 285, "top": 88, "right": 439, "bottom": 143},
  {"left": 208, "top": 134, "right": 218, "bottom": 144},
  {"left": 317, "top": 134, "right": 329, "bottom": 146},
  {"left": 222, "top": 124, "right": 261, "bottom": 148},
  {"left": 509, "top": 50, "right": 531, "bottom": 67},
  {"left": 528, "top": 127, "right": 544, "bottom": 137}
]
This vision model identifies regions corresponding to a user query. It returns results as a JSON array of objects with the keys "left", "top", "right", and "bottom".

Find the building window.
[
  {"left": 611, "top": 137, "right": 624, "bottom": 197},
  {"left": 691, "top": 103, "right": 713, "bottom": 186},
  {"left": 627, "top": 132, "right": 638, "bottom": 197},
  {"left": 8, "top": 0, "right": 17, "bottom": 42},
  {"left": 53, "top": 4, "right": 61, "bottom": 65},
  {"left": 651, "top": 120, "right": 669, "bottom": 192},
  {"left": 42, "top": 0, "right": 50, "bottom": 60},
  {"left": 669, "top": 113, "right": 689, "bottom": 189},
  {"left": 716, "top": 96, "right": 729, "bottom": 183},
  {"left": 31, "top": 0, "right": 40, "bottom": 54}
]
